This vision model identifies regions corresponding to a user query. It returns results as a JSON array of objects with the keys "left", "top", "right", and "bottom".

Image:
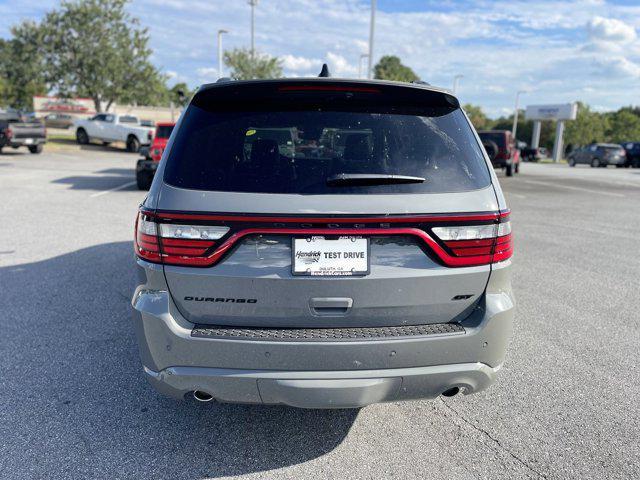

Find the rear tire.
[
  {"left": 568, "top": 158, "right": 576, "bottom": 167},
  {"left": 76, "top": 128, "right": 89, "bottom": 145},
  {"left": 28, "top": 144, "right": 43, "bottom": 154},
  {"left": 126, "top": 135, "right": 140, "bottom": 153},
  {"left": 136, "top": 170, "right": 153, "bottom": 190},
  {"left": 505, "top": 164, "right": 513, "bottom": 177}
]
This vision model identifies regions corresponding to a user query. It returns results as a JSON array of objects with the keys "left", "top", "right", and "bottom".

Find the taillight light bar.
[
  {"left": 134, "top": 209, "right": 513, "bottom": 267},
  {"left": 435, "top": 217, "right": 513, "bottom": 264}
]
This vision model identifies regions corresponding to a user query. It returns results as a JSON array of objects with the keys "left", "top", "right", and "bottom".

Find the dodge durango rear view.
[{"left": 131, "top": 76, "right": 515, "bottom": 409}]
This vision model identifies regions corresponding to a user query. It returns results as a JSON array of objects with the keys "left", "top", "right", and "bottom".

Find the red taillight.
[
  {"left": 5, "top": 127, "right": 13, "bottom": 139},
  {"left": 134, "top": 212, "right": 161, "bottom": 263},
  {"left": 135, "top": 210, "right": 229, "bottom": 265},
  {"left": 433, "top": 214, "right": 513, "bottom": 265}
]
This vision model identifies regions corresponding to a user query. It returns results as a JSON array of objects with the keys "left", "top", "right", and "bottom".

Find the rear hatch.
[{"left": 148, "top": 80, "right": 507, "bottom": 328}]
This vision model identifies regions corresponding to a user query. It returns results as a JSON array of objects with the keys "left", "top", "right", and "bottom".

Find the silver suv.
[{"left": 132, "top": 77, "right": 514, "bottom": 409}]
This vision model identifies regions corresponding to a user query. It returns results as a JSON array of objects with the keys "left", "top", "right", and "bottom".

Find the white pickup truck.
[{"left": 74, "top": 114, "right": 154, "bottom": 152}]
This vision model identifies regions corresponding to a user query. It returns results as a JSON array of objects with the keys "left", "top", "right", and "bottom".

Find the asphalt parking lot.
[{"left": 1, "top": 147, "right": 639, "bottom": 479}]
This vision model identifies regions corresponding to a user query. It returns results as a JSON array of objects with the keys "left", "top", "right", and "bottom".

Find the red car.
[
  {"left": 136, "top": 122, "right": 175, "bottom": 189},
  {"left": 478, "top": 130, "right": 520, "bottom": 177}
]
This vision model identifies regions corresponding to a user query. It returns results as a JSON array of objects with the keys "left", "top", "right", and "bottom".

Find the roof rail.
[
  {"left": 411, "top": 80, "right": 431, "bottom": 86},
  {"left": 216, "top": 77, "right": 233, "bottom": 83}
]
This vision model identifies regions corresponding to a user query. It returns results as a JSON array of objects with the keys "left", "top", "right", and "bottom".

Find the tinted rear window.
[
  {"left": 156, "top": 125, "right": 174, "bottom": 138},
  {"left": 164, "top": 95, "right": 491, "bottom": 194},
  {"left": 478, "top": 132, "right": 507, "bottom": 149},
  {"left": 119, "top": 116, "right": 138, "bottom": 124}
]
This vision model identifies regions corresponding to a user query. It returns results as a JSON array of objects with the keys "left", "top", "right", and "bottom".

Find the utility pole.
[
  {"left": 217, "top": 29, "right": 229, "bottom": 79},
  {"left": 359, "top": 54, "right": 369, "bottom": 79},
  {"left": 512, "top": 90, "right": 526, "bottom": 139},
  {"left": 367, "top": 0, "right": 376, "bottom": 79},
  {"left": 453, "top": 74, "right": 463, "bottom": 94},
  {"left": 249, "top": 0, "right": 258, "bottom": 60}
]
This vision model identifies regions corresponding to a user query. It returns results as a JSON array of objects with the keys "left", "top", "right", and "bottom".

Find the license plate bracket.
[{"left": 292, "top": 236, "right": 370, "bottom": 276}]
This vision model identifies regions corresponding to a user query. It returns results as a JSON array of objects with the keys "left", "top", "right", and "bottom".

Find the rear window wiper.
[{"left": 326, "top": 173, "right": 426, "bottom": 187}]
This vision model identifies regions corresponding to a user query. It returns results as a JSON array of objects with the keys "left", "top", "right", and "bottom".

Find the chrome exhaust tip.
[{"left": 193, "top": 390, "right": 214, "bottom": 402}]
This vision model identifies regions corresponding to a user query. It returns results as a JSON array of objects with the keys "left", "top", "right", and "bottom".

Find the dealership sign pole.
[{"left": 525, "top": 103, "right": 578, "bottom": 163}]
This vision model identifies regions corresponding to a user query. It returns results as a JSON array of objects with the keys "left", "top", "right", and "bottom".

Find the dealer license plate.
[{"left": 292, "top": 236, "right": 369, "bottom": 276}]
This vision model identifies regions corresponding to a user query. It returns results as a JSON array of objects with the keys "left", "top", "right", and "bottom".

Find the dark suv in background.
[
  {"left": 477, "top": 130, "right": 520, "bottom": 176},
  {"left": 620, "top": 142, "right": 640, "bottom": 168},
  {"left": 568, "top": 143, "right": 626, "bottom": 167},
  {"left": 131, "top": 76, "right": 514, "bottom": 409}
]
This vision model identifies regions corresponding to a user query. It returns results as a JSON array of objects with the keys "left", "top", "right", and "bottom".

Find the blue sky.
[{"left": 1, "top": 0, "right": 639, "bottom": 117}]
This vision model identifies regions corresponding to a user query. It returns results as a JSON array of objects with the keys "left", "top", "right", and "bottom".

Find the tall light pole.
[
  {"left": 359, "top": 53, "right": 369, "bottom": 79},
  {"left": 248, "top": 0, "right": 258, "bottom": 60},
  {"left": 512, "top": 90, "right": 526, "bottom": 139},
  {"left": 367, "top": 0, "right": 376, "bottom": 79},
  {"left": 452, "top": 74, "right": 463, "bottom": 94},
  {"left": 217, "top": 29, "right": 229, "bottom": 79}
]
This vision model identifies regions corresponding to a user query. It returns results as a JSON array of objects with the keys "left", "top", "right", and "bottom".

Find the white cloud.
[
  {"left": 326, "top": 52, "right": 357, "bottom": 77},
  {"left": 281, "top": 54, "right": 320, "bottom": 72},
  {"left": 588, "top": 16, "right": 637, "bottom": 44},
  {"left": 593, "top": 56, "right": 640, "bottom": 78},
  {"left": 196, "top": 67, "right": 218, "bottom": 83}
]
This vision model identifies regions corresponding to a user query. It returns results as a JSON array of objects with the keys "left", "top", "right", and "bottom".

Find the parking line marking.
[
  {"left": 509, "top": 193, "right": 527, "bottom": 199},
  {"left": 520, "top": 179, "right": 624, "bottom": 198},
  {"left": 90, "top": 181, "right": 137, "bottom": 198}
]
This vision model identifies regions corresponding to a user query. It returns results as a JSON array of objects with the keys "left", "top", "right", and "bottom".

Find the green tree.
[
  {"left": 38, "top": 0, "right": 167, "bottom": 112},
  {"left": 605, "top": 109, "right": 640, "bottom": 143},
  {"left": 168, "top": 82, "right": 192, "bottom": 107},
  {"left": 373, "top": 55, "right": 419, "bottom": 83},
  {"left": 0, "top": 23, "right": 47, "bottom": 110},
  {"left": 223, "top": 48, "right": 283, "bottom": 80},
  {"left": 564, "top": 102, "right": 607, "bottom": 147},
  {"left": 463, "top": 104, "right": 491, "bottom": 130}
]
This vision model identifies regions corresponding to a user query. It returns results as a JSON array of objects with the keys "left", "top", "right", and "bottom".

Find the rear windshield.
[
  {"left": 478, "top": 132, "right": 507, "bottom": 149},
  {"left": 156, "top": 125, "right": 174, "bottom": 138},
  {"left": 119, "top": 116, "right": 138, "bottom": 124},
  {"left": 164, "top": 103, "right": 491, "bottom": 194}
]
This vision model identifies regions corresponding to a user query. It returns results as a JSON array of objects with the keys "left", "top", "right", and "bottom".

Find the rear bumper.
[
  {"left": 605, "top": 157, "right": 625, "bottom": 165},
  {"left": 144, "top": 362, "right": 499, "bottom": 409},
  {"left": 6, "top": 138, "right": 46, "bottom": 147},
  {"left": 131, "top": 261, "right": 514, "bottom": 408}
]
